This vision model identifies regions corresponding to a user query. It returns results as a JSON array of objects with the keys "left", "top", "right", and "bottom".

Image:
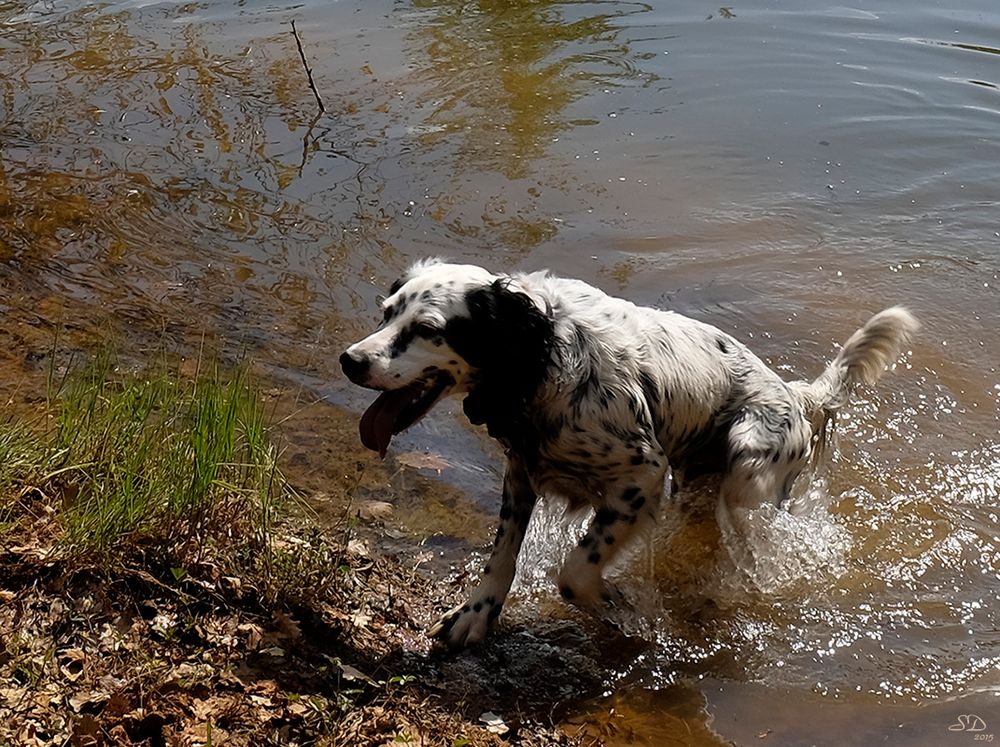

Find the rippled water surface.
[{"left": 1, "top": 0, "right": 998, "bottom": 742}]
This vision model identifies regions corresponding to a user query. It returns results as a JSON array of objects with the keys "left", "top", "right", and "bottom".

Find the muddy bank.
[{"left": 0, "top": 526, "right": 593, "bottom": 746}]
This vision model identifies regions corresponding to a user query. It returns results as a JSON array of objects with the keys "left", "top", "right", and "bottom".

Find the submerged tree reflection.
[{"left": 407, "top": 0, "right": 654, "bottom": 180}]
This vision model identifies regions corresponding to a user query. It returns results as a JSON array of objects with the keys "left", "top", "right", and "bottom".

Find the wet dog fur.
[{"left": 340, "top": 259, "right": 918, "bottom": 650}]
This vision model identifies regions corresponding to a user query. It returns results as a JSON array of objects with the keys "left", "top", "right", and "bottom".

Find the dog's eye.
[{"left": 414, "top": 322, "right": 439, "bottom": 338}]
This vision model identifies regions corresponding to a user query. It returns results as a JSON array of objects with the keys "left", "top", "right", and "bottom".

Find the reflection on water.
[
  {"left": 408, "top": 0, "right": 656, "bottom": 179},
  {"left": 2, "top": 0, "right": 999, "bottom": 742}
]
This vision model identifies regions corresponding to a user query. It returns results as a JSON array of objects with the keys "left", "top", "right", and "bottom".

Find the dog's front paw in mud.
[{"left": 427, "top": 597, "right": 502, "bottom": 651}]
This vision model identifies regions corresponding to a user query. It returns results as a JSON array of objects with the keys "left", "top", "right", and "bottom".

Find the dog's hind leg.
[
  {"left": 556, "top": 464, "right": 666, "bottom": 607},
  {"left": 717, "top": 403, "right": 812, "bottom": 517},
  {"left": 428, "top": 456, "right": 536, "bottom": 650}
]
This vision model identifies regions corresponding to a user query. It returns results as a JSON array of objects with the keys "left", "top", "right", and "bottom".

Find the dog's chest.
[{"left": 522, "top": 428, "right": 645, "bottom": 503}]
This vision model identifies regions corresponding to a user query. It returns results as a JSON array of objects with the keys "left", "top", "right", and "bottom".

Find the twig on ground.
[{"left": 290, "top": 19, "right": 326, "bottom": 115}]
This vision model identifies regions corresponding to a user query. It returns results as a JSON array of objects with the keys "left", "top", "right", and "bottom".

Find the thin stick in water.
[{"left": 290, "top": 19, "right": 325, "bottom": 115}]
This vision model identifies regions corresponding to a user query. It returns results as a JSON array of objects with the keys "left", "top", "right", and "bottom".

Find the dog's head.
[{"left": 341, "top": 260, "right": 554, "bottom": 456}]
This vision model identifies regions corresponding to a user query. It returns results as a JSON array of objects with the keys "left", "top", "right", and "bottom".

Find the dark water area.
[{"left": 1, "top": 0, "right": 998, "bottom": 742}]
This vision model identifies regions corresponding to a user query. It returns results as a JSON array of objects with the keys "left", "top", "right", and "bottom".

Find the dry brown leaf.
[
  {"left": 248, "top": 680, "right": 280, "bottom": 696},
  {"left": 347, "top": 538, "right": 370, "bottom": 557},
  {"left": 0, "top": 687, "right": 27, "bottom": 710},
  {"left": 287, "top": 700, "right": 309, "bottom": 718},
  {"left": 249, "top": 691, "right": 276, "bottom": 709},
  {"left": 57, "top": 647, "right": 86, "bottom": 682},
  {"left": 480, "top": 711, "right": 509, "bottom": 735},
  {"left": 72, "top": 713, "right": 101, "bottom": 746},
  {"left": 236, "top": 621, "right": 263, "bottom": 650},
  {"left": 68, "top": 690, "right": 109, "bottom": 713}
]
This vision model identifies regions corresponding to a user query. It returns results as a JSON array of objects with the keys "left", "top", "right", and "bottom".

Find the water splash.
[
  {"left": 715, "top": 484, "right": 853, "bottom": 598},
  {"left": 511, "top": 482, "right": 852, "bottom": 619}
]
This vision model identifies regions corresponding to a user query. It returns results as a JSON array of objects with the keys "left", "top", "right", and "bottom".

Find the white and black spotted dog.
[{"left": 340, "top": 259, "right": 918, "bottom": 650}]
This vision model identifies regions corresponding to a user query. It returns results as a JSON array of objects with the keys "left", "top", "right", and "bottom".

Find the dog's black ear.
[{"left": 444, "top": 280, "right": 554, "bottom": 441}]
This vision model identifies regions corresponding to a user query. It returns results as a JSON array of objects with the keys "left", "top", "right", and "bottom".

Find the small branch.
[{"left": 290, "top": 19, "right": 325, "bottom": 115}]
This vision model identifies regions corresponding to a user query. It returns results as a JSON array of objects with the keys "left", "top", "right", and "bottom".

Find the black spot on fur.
[
  {"left": 628, "top": 396, "right": 641, "bottom": 417},
  {"left": 473, "top": 602, "right": 482, "bottom": 612},
  {"left": 587, "top": 552, "right": 601, "bottom": 564},
  {"left": 595, "top": 508, "right": 618, "bottom": 527},
  {"left": 571, "top": 362, "right": 601, "bottom": 410},
  {"left": 621, "top": 487, "right": 640, "bottom": 502},
  {"left": 579, "top": 534, "right": 595, "bottom": 548},
  {"left": 390, "top": 324, "right": 419, "bottom": 358},
  {"left": 559, "top": 585, "right": 575, "bottom": 600},
  {"left": 638, "top": 369, "right": 658, "bottom": 402},
  {"left": 487, "top": 602, "right": 503, "bottom": 622},
  {"left": 389, "top": 278, "right": 404, "bottom": 295},
  {"left": 671, "top": 407, "right": 740, "bottom": 480}
]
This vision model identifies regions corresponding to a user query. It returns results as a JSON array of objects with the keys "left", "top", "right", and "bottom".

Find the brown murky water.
[{"left": 2, "top": 0, "right": 998, "bottom": 743}]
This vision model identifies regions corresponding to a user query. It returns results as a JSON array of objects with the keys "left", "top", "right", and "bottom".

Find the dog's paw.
[
  {"left": 556, "top": 563, "right": 606, "bottom": 608},
  {"left": 600, "top": 581, "right": 628, "bottom": 609},
  {"left": 427, "top": 601, "right": 494, "bottom": 651},
  {"left": 558, "top": 578, "right": 626, "bottom": 611}
]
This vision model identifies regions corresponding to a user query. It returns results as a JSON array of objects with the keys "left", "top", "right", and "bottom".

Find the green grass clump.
[
  {"left": 0, "top": 352, "right": 282, "bottom": 573},
  {"left": 0, "top": 422, "right": 48, "bottom": 530}
]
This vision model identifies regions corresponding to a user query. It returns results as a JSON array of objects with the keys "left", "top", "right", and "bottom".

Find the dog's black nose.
[{"left": 340, "top": 350, "right": 370, "bottom": 382}]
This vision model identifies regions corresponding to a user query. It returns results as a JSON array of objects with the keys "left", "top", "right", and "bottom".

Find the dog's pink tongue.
[{"left": 359, "top": 388, "right": 415, "bottom": 458}]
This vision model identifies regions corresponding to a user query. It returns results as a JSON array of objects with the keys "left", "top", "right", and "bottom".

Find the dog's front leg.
[
  {"left": 557, "top": 466, "right": 665, "bottom": 607},
  {"left": 428, "top": 455, "right": 536, "bottom": 650}
]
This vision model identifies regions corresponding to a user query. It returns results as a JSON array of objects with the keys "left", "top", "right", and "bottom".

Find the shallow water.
[{"left": 1, "top": 0, "right": 998, "bottom": 741}]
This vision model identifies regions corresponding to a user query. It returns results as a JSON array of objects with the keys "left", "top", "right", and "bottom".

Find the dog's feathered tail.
[{"left": 794, "top": 306, "right": 919, "bottom": 459}]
